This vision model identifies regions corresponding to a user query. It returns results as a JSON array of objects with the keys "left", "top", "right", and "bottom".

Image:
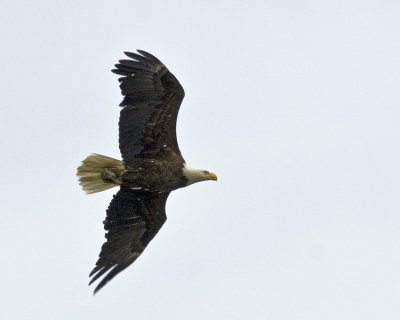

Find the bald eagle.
[{"left": 77, "top": 50, "right": 217, "bottom": 294}]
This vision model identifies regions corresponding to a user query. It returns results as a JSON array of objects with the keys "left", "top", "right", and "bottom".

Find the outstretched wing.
[
  {"left": 112, "top": 50, "right": 185, "bottom": 162},
  {"left": 89, "top": 187, "right": 169, "bottom": 294}
]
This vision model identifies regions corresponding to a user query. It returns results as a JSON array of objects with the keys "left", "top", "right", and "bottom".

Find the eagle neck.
[{"left": 181, "top": 164, "right": 207, "bottom": 186}]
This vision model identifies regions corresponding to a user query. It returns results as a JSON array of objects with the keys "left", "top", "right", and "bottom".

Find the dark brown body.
[{"left": 122, "top": 157, "right": 187, "bottom": 192}]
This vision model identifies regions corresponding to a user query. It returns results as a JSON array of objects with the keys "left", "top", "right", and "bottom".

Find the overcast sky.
[{"left": 1, "top": 0, "right": 400, "bottom": 319}]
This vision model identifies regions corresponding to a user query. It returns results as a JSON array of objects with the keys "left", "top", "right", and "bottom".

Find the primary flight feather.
[{"left": 77, "top": 50, "right": 217, "bottom": 294}]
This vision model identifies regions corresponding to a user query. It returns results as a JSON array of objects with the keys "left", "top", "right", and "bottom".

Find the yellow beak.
[{"left": 206, "top": 172, "right": 218, "bottom": 181}]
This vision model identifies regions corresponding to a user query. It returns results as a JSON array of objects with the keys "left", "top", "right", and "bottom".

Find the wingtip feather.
[
  {"left": 89, "top": 265, "right": 126, "bottom": 295},
  {"left": 136, "top": 49, "right": 162, "bottom": 65}
]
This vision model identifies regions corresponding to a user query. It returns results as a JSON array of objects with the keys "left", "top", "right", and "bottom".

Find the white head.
[{"left": 182, "top": 164, "right": 218, "bottom": 186}]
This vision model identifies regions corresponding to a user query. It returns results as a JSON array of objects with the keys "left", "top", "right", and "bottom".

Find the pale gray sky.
[{"left": 1, "top": 0, "right": 400, "bottom": 319}]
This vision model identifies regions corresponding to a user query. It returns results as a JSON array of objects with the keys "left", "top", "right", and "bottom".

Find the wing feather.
[
  {"left": 112, "top": 50, "right": 185, "bottom": 161},
  {"left": 89, "top": 187, "right": 169, "bottom": 294}
]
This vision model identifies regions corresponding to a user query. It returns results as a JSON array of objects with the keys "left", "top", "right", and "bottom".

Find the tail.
[{"left": 77, "top": 154, "right": 126, "bottom": 194}]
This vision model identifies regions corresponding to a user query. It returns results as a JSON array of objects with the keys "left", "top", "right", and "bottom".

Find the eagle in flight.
[{"left": 77, "top": 50, "right": 217, "bottom": 294}]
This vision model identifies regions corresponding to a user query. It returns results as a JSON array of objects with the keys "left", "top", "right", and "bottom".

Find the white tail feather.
[{"left": 77, "top": 154, "right": 125, "bottom": 194}]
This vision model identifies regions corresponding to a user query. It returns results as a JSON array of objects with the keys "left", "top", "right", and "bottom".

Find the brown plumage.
[{"left": 77, "top": 50, "right": 217, "bottom": 294}]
